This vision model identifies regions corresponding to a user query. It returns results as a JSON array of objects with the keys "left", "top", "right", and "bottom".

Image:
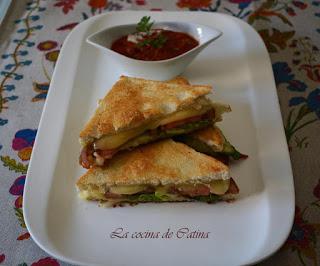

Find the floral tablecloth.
[{"left": 0, "top": 0, "right": 319, "bottom": 265}]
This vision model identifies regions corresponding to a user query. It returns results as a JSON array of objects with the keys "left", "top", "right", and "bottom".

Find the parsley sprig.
[
  {"left": 135, "top": 16, "right": 167, "bottom": 48},
  {"left": 136, "top": 16, "right": 153, "bottom": 34},
  {"left": 137, "top": 34, "right": 167, "bottom": 48}
]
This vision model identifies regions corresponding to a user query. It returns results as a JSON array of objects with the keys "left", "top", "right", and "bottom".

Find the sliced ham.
[
  {"left": 177, "top": 184, "right": 211, "bottom": 197},
  {"left": 105, "top": 192, "right": 123, "bottom": 199},
  {"left": 226, "top": 178, "right": 239, "bottom": 194}
]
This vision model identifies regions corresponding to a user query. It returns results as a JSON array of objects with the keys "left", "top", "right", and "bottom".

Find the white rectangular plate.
[{"left": 23, "top": 11, "right": 294, "bottom": 266}]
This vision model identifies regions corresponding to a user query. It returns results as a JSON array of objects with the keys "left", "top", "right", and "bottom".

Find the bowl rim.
[{"left": 86, "top": 21, "right": 222, "bottom": 63}]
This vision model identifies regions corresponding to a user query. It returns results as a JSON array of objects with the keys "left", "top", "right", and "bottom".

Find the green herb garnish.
[
  {"left": 136, "top": 16, "right": 153, "bottom": 33},
  {"left": 135, "top": 16, "right": 167, "bottom": 48},
  {"left": 137, "top": 34, "right": 167, "bottom": 48},
  {"left": 150, "top": 34, "right": 167, "bottom": 48}
]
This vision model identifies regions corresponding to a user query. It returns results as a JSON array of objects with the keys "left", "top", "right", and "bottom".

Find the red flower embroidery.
[
  {"left": 176, "top": 0, "right": 212, "bottom": 8},
  {"left": 135, "top": 0, "right": 146, "bottom": 5},
  {"left": 31, "top": 257, "right": 60, "bottom": 266},
  {"left": 286, "top": 7, "right": 296, "bottom": 16},
  {"left": 283, "top": 206, "right": 320, "bottom": 264},
  {"left": 300, "top": 65, "right": 320, "bottom": 82},
  {"left": 313, "top": 179, "right": 320, "bottom": 199},
  {"left": 54, "top": 0, "right": 79, "bottom": 14},
  {"left": 17, "top": 232, "right": 30, "bottom": 241},
  {"left": 37, "top": 41, "right": 58, "bottom": 51},
  {"left": 292, "top": 1, "right": 307, "bottom": 9},
  {"left": 88, "top": 0, "right": 108, "bottom": 8},
  {"left": 0, "top": 254, "right": 5, "bottom": 264},
  {"left": 57, "top": 22, "right": 78, "bottom": 31},
  {"left": 286, "top": 207, "right": 314, "bottom": 248},
  {"left": 9, "top": 175, "right": 25, "bottom": 196}
]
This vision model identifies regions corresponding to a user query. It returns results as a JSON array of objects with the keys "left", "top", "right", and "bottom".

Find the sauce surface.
[{"left": 111, "top": 30, "right": 199, "bottom": 61}]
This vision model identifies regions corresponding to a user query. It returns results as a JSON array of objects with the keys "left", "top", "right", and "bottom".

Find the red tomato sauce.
[{"left": 110, "top": 30, "right": 199, "bottom": 61}]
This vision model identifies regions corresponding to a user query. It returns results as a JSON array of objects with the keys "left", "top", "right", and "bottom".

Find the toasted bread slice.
[
  {"left": 80, "top": 75, "right": 212, "bottom": 144},
  {"left": 76, "top": 139, "right": 239, "bottom": 204}
]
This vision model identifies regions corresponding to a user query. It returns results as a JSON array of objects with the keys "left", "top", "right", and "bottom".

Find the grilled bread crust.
[{"left": 79, "top": 76, "right": 212, "bottom": 144}]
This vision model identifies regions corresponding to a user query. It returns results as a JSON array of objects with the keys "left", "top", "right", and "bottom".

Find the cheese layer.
[{"left": 93, "top": 106, "right": 211, "bottom": 150}]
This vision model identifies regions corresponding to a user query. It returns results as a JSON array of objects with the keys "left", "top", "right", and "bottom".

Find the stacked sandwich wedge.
[{"left": 76, "top": 76, "right": 247, "bottom": 206}]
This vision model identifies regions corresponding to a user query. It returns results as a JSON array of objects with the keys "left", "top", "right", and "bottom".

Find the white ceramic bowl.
[{"left": 87, "top": 21, "right": 222, "bottom": 80}]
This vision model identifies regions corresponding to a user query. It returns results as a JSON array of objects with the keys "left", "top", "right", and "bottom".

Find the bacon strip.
[{"left": 177, "top": 184, "right": 211, "bottom": 197}]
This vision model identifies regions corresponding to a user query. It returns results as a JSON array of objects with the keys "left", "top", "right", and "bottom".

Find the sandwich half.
[
  {"left": 79, "top": 76, "right": 230, "bottom": 168},
  {"left": 76, "top": 139, "right": 239, "bottom": 206}
]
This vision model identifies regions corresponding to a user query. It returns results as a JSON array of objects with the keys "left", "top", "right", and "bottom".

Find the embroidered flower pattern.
[
  {"left": 37, "top": 41, "right": 58, "bottom": 51},
  {"left": 12, "top": 129, "right": 37, "bottom": 161},
  {"left": 284, "top": 206, "right": 320, "bottom": 265},
  {"left": 176, "top": 0, "right": 212, "bottom": 8},
  {"left": 31, "top": 257, "right": 60, "bottom": 266}
]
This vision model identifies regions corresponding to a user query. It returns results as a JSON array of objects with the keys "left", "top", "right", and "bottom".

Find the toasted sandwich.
[
  {"left": 76, "top": 139, "right": 239, "bottom": 206},
  {"left": 79, "top": 76, "right": 230, "bottom": 168}
]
